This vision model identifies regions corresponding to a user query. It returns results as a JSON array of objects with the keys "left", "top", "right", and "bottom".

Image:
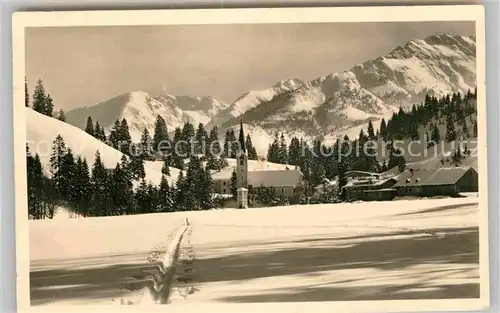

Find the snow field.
[
  {"left": 30, "top": 197, "right": 480, "bottom": 305},
  {"left": 30, "top": 213, "right": 189, "bottom": 306},
  {"left": 169, "top": 197, "right": 480, "bottom": 303}
]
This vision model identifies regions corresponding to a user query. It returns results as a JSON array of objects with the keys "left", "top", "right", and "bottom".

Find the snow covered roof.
[
  {"left": 212, "top": 167, "right": 303, "bottom": 188},
  {"left": 344, "top": 176, "right": 397, "bottom": 188},
  {"left": 211, "top": 159, "right": 296, "bottom": 180},
  {"left": 248, "top": 169, "right": 303, "bottom": 188},
  {"left": 393, "top": 166, "right": 476, "bottom": 187},
  {"left": 345, "top": 170, "right": 382, "bottom": 178}
]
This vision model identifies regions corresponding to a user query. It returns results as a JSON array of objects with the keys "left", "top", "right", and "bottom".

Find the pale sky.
[{"left": 25, "top": 21, "right": 474, "bottom": 111}]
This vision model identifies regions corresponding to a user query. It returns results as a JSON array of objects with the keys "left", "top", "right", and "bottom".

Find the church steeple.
[
  {"left": 236, "top": 119, "right": 248, "bottom": 191},
  {"left": 238, "top": 119, "right": 246, "bottom": 154}
]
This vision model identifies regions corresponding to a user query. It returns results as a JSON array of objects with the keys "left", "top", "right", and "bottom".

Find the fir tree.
[
  {"left": 364, "top": 140, "right": 380, "bottom": 173},
  {"left": 135, "top": 179, "right": 151, "bottom": 214},
  {"left": 60, "top": 147, "right": 76, "bottom": 201},
  {"left": 195, "top": 123, "right": 208, "bottom": 156},
  {"left": 175, "top": 170, "right": 188, "bottom": 211},
  {"left": 100, "top": 124, "right": 107, "bottom": 142},
  {"left": 230, "top": 170, "right": 238, "bottom": 198},
  {"left": 206, "top": 126, "right": 223, "bottom": 170},
  {"left": 41, "top": 175, "right": 57, "bottom": 219},
  {"left": 181, "top": 122, "right": 196, "bottom": 158},
  {"left": 27, "top": 152, "right": 45, "bottom": 219},
  {"left": 111, "top": 162, "right": 134, "bottom": 215},
  {"left": 208, "top": 126, "right": 221, "bottom": 156},
  {"left": 120, "top": 154, "right": 130, "bottom": 173},
  {"left": 379, "top": 118, "right": 387, "bottom": 140},
  {"left": 445, "top": 114, "right": 457, "bottom": 142},
  {"left": 185, "top": 155, "right": 203, "bottom": 210},
  {"left": 94, "top": 122, "right": 106, "bottom": 142},
  {"left": 337, "top": 160, "right": 348, "bottom": 201},
  {"left": 153, "top": 115, "right": 170, "bottom": 154},
  {"left": 32, "top": 79, "right": 47, "bottom": 114},
  {"left": 171, "top": 127, "right": 185, "bottom": 169},
  {"left": 158, "top": 175, "right": 174, "bottom": 212},
  {"left": 245, "top": 134, "right": 258, "bottom": 160},
  {"left": 353, "top": 130, "right": 369, "bottom": 171},
  {"left": 224, "top": 129, "right": 238, "bottom": 158},
  {"left": 409, "top": 122, "right": 419, "bottom": 140},
  {"left": 266, "top": 133, "right": 280, "bottom": 163},
  {"left": 32, "top": 154, "right": 48, "bottom": 218},
  {"left": 147, "top": 183, "right": 159, "bottom": 214},
  {"left": 139, "top": 128, "right": 154, "bottom": 160},
  {"left": 198, "top": 166, "right": 215, "bottom": 210},
  {"left": 431, "top": 123, "right": 440, "bottom": 144},
  {"left": 129, "top": 144, "right": 146, "bottom": 180},
  {"left": 310, "top": 138, "right": 326, "bottom": 186},
  {"left": 73, "top": 157, "right": 92, "bottom": 217},
  {"left": 288, "top": 137, "right": 301, "bottom": 166},
  {"left": 180, "top": 164, "right": 198, "bottom": 211},
  {"left": 25, "top": 77, "right": 30, "bottom": 107},
  {"left": 49, "top": 135, "right": 67, "bottom": 195},
  {"left": 44, "top": 94, "right": 54, "bottom": 117},
  {"left": 473, "top": 119, "right": 478, "bottom": 137},
  {"left": 90, "top": 150, "right": 111, "bottom": 216},
  {"left": 108, "top": 119, "right": 122, "bottom": 149},
  {"left": 367, "top": 120, "right": 376, "bottom": 140},
  {"left": 299, "top": 141, "right": 314, "bottom": 196},
  {"left": 85, "top": 116, "right": 95, "bottom": 137},
  {"left": 278, "top": 133, "right": 289, "bottom": 164},
  {"left": 57, "top": 109, "right": 66, "bottom": 122},
  {"left": 119, "top": 118, "right": 133, "bottom": 155},
  {"left": 324, "top": 140, "right": 339, "bottom": 179}
]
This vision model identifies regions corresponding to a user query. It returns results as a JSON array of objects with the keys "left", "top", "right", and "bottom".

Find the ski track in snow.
[{"left": 31, "top": 196, "right": 480, "bottom": 306}]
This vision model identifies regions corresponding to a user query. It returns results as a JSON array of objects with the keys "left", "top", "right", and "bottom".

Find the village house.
[
  {"left": 211, "top": 121, "right": 304, "bottom": 207},
  {"left": 342, "top": 176, "right": 398, "bottom": 202},
  {"left": 212, "top": 168, "right": 303, "bottom": 197},
  {"left": 393, "top": 166, "right": 478, "bottom": 197}
]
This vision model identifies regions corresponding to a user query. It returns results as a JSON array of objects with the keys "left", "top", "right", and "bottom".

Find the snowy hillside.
[
  {"left": 66, "top": 91, "right": 228, "bottom": 142},
  {"left": 219, "top": 34, "right": 476, "bottom": 154},
  {"left": 352, "top": 34, "right": 476, "bottom": 105},
  {"left": 25, "top": 108, "right": 175, "bottom": 186},
  {"left": 207, "top": 78, "right": 306, "bottom": 129}
]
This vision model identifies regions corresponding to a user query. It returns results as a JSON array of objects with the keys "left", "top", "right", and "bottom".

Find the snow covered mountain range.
[
  {"left": 66, "top": 34, "right": 476, "bottom": 155},
  {"left": 66, "top": 91, "right": 228, "bottom": 143}
]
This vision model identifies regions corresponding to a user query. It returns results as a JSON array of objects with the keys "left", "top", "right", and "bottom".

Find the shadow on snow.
[{"left": 191, "top": 226, "right": 479, "bottom": 302}]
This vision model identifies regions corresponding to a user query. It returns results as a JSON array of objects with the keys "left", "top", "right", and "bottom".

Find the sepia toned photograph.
[{"left": 12, "top": 6, "right": 489, "bottom": 313}]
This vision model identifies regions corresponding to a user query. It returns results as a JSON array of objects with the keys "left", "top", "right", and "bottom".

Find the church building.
[{"left": 211, "top": 121, "right": 304, "bottom": 207}]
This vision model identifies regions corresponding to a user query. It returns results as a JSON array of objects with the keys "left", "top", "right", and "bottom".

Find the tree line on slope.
[
  {"left": 84, "top": 115, "right": 259, "bottom": 173},
  {"left": 25, "top": 78, "right": 478, "bottom": 216},
  {"left": 266, "top": 88, "right": 478, "bottom": 198},
  {"left": 26, "top": 135, "right": 219, "bottom": 219}
]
